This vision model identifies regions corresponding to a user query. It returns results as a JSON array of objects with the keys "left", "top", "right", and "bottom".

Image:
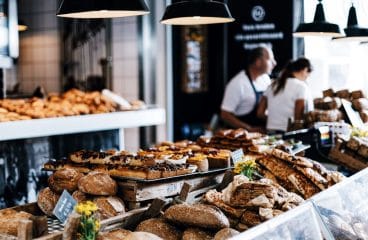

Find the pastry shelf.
[{"left": 0, "top": 107, "right": 166, "bottom": 148}]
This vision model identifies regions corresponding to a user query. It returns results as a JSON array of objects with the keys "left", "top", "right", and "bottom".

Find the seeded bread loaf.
[
  {"left": 37, "top": 187, "right": 60, "bottom": 216},
  {"left": 48, "top": 168, "right": 84, "bottom": 193},
  {"left": 136, "top": 218, "right": 182, "bottom": 240}
]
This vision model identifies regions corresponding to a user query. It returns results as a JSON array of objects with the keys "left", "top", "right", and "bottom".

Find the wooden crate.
[
  {"left": 328, "top": 140, "right": 368, "bottom": 172},
  {"left": 118, "top": 169, "right": 226, "bottom": 209}
]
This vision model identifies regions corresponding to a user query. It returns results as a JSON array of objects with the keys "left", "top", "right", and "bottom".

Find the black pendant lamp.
[
  {"left": 293, "top": 0, "right": 342, "bottom": 37},
  {"left": 57, "top": 0, "right": 149, "bottom": 19},
  {"left": 161, "top": 0, "right": 234, "bottom": 25},
  {"left": 333, "top": 4, "right": 368, "bottom": 42}
]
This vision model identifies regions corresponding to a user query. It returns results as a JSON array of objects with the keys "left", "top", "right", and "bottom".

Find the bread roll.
[
  {"left": 0, "top": 209, "right": 33, "bottom": 236},
  {"left": 164, "top": 204, "right": 230, "bottom": 230},
  {"left": 136, "top": 218, "right": 181, "bottom": 240},
  {"left": 125, "top": 232, "right": 163, "bottom": 240},
  {"left": 37, "top": 187, "right": 60, "bottom": 216},
  {"left": 72, "top": 190, "right": 89, "bottom": 203},
  {"left": 93, "top": 196, "right": 125, "bottom": 220},
  {"left": 97, "top": 229, "right": 131, "bottom": 240},
  {"left": 48, "top": 168, "right": 84, "bottom": 193},
  {"left": 78, "top": 171, "right": 117, "bottom": 196},
  {"left": 214, "top": 228, "right": 240, "bottom": 240},
  {"left": 182, "top": 228, "right": 213, "bottom": 240}
]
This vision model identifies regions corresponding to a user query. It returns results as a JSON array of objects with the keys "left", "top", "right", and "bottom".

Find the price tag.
[
  {"left": 231, "top": 148, "right": 244, "bottom": 164},
  {"left": 53, "top": 190, "right": 77, "bottom": 223}
]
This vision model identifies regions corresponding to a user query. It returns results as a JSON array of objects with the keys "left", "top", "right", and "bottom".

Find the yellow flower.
[
  {"left": 75, "top": 201, "right": 98, "bottom": 216},
  {"left": 94, "top": 220, "right": 100, "bottom": 231}
]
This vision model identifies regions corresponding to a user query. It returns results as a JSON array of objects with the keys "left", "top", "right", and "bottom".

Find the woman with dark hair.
[{"left": 257, "top": 57, "right": 314, "bottom": 133}]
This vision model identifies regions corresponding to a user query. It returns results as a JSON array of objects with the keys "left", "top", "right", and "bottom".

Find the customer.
[
  {"left": 257, "top": 57, "right": 314, "bottom": 133},
  {"left": 220, "top": 45, "right": 276, "bottom": 132}
]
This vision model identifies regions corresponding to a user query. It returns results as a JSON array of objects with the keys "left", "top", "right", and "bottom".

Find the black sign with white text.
[{"left": 227, "top": 0, "right": 294, "bottom": 79}]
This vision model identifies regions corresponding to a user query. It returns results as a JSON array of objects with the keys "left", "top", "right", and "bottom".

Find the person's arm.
[
  {"left": 256, "top": 96, "right": 267, "bottom": 121},
  {"left": 294, "top": 99, "right": 305, "bottom": 121},
  {"left": 220, "top": 110, "right": 264, "bottom": 132}
]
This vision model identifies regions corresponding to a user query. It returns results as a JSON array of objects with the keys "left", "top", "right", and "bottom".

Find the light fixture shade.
[
  {"left": 333, "top": 5, "right": 368, "bottom": 42},
  {"left": 293, "top": 1, "right": 342, "bottom": 37},
  {"left": 161, "top": 0, "right": 234, "bottom": 25},
  {"left": 57, "top": 0, "right": 149, "bottom": 19},
  {"left": 18, "top": 20, "right": 28, "bottom": 32}
]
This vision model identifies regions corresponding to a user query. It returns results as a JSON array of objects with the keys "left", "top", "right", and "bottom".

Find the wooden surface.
[
  {"left": 118, "top": 171, "right": 225, "bottom": 204},
  {"left": 18, "top": 220, "right": 33, "bottom": 240}
]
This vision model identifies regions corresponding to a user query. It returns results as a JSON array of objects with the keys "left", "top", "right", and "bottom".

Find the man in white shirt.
[{"left": 221, "top": 46, "right": 276, "bottom": 132}]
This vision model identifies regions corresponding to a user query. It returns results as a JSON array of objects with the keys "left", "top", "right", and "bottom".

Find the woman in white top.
[{"left": 257, "top": 57, "right": 314, "bottom": 133}]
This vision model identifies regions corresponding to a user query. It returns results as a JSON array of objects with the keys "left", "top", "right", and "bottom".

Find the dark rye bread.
[
  {"left": 48, "top": 168, "right": 84, "bottom": 193},
  {"left": 136, "top": 218, "right": 182, "bottom": 240},
  {"left": 164, "top": 204, "right": 230, "bottom": 230},
  {"left": 78, "top": 171, "right": 117, "bottom": 196},
  {"left": 229, "top": 182, "right": 276, "bottom": 208}
]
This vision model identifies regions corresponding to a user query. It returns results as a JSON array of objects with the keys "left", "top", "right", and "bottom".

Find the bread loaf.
[
  {"left": 214, "top": 228, "right": 240, "bottom": 240},
  {"left": 37, "top": 187, "right": 60, "bottom": 216},
  {"left": 78, "top": 171, "right": 117, "bottom": 196},
  {"left": 93, "top": 196, "right": 125, "bottom": 220},
  {"left": 125, "top": 232, "right": 163, "bottom": 240},
  {"left": 48, "top": 168, "right": 84, "bottom": 193},
  {"left": 182, "top": 228, "right": 213, "bottom": 240},
  {"left": 351, "top": 90, "right": 364, "bottom": 99},
  {"left": 336, "top": 89, "right": 350, "bottom": 99},
  {"left": 72, "top": 190, "right": 89, "bottom": 203},
  {"left": 136, "top": 218, "right": 182, "bottom": 240},
  {"left": 323, "top": 88, "right": 335, "bottom": 98},
  {"left": 164, "top": 204, "right": 230, "bottom": 230},
  {"left": 0, "top": 210, "right": 33, "bottom": 236},
  {"left": 97, "top": 229, "right": 131, "bottom": 240},
  {"left": 353, "top": 98, "right": 368, "bottom": 111}
]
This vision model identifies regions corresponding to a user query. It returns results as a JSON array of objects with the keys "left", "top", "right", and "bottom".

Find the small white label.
[
  {"left": 53, "top": 190, "right": 77, "bottom": 223},
  {"left": 231, "top": 149, "right": 244, "bottom": 164}
]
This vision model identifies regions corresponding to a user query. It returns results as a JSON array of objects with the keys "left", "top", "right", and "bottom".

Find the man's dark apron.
[{"left": 237, "top": 71, "right": 265, "bottom": 126}]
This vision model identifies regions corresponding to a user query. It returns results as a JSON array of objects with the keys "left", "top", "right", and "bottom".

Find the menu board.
[{"left": 227, "top": 0, "right": 294, "bottom": 79}]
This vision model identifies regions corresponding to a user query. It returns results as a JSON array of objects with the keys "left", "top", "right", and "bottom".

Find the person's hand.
[{"left": 249, "top": 126, "right": 266, "bottom": 134}]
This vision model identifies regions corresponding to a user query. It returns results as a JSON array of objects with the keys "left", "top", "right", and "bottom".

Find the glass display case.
[{"left": 232, "top": 169, "right": 368, "bottom": 239}]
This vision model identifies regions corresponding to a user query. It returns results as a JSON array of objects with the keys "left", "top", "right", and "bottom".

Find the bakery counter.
[{"left": 0, "top": 107, "right": 165, "bottom": 149}]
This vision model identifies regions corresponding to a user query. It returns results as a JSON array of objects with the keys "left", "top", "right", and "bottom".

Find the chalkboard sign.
[
  {"left": 227, "top": 0, "right": 294, "bottom": 79},
  {"left": 53, "top": 190, "right": 77, "bottom": 223},
  {"left": 231, "top": 148, "right": 244, "bottom": 165}
]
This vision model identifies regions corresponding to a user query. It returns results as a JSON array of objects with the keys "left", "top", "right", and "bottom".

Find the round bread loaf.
[
  {"left": 136, "top": 218, "right": 181, "bottom": 240},
  {"left": 48, "top": 168, "right": 84, "bottom": 193},
  {"left": 72, "top": 190, "right": 89, "bottom": 203},
  {"left": 97, "top": 229, "right": 131, "bottom": 240},
  {"left": 78, "top": 171, "right": 117, "bottom": 196},
  {"left": 93, "top": 196, "right": 126, "bottom": 220},
  {"left": 125, "top": 232, "right": 163, "bottom": 240},
  {"left": 214, "top": 228, "right": 240, "bottom": 240},
  {"left": 164, "top": 204, "right": 230, "bottom": 230},
  {"left": 37, "top": 187, "right": 60, "bottom": 216},
  {"left": 182, "top": 228, "right": 213, "bottom": 240}
]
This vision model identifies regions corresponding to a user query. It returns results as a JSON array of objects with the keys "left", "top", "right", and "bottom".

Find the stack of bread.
[
  {"left": 256, "top": 149, "right": 344, "bottom": 199},
  {"left": 197, "top": 129, "right": 265, "bottom": 153},
  {"left": 98, "top": 204, "right": 240, "bottom": 240},
  {"left": 329, "top": 135, "right": 368, "bottom": 172},
  {"left": 44, "top": 144, "right": 231, "bottom": 180},
  {"left": 203, "top": 175, "right": 303, "bottom": 233},
  {"left": 37, "top": 169, "right": 126, "bottom": 220},
  {"left": 352, "top": 98, "right": 368, "bottom": 123}
]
